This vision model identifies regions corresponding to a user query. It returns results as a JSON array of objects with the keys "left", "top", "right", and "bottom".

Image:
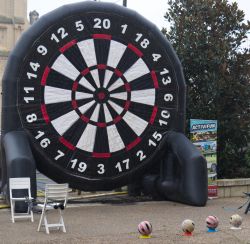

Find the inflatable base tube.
[
  {"left": 142, "top": 132, "right": 208, "bottom": 206},
  {"left": 3, "top": 131, "right": 36, "bottom": 212}
]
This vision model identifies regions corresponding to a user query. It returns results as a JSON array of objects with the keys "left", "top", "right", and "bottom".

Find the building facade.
[
  {"left": 0, "top": 0, "right": 29, "bottom": 127},
  {"left": 0, "top": 0, "right": 29, "bottom": 83}
]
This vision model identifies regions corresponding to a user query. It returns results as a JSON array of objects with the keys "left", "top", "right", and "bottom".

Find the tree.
[{"left": 163, "top": 0, "right": 250, "bottom": 178}]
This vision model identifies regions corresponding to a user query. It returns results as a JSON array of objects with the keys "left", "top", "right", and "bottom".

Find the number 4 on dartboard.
[{"left": 152, "top": 53, "right": 161, "bottom": 62}]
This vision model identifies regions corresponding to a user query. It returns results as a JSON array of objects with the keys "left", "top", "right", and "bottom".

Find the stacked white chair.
[
  {"left": 9, "top": 177, "right": 34, "bottom": 223},
  {"left": 37, "top": 183, "right": 69, "bottom": 234}
]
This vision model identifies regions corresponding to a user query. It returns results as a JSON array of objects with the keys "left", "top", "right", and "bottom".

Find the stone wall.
[{"left": 217, "top": 178, "right": 250, "bottom": 198}]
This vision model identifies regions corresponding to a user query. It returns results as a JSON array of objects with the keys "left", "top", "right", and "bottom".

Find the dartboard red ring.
[{"left": 17, "top": 2, "right": 183, "bottom": 190}]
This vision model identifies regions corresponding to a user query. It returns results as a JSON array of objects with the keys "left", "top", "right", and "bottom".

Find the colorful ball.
[
  {"left": 230, "top": 214, "right": 242, "bottom": 228},
  {"left": 206, "top": 215, "right": 219, "bottom": 229},
  {"left": 181, "top": 219, "right": 195, "bottom": 233},
  {"left": 138, "top": 221, "right": 152, "bottom": 236}
]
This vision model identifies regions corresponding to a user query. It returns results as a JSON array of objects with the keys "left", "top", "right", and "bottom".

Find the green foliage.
[{"left": 163, "top": 0, "right": 250, "bottom": 178}]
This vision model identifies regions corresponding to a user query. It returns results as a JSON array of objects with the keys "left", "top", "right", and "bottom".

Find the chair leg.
[
  {"left": 28, "top": 203, "right": 34, "bottom": 222},
  {"left": 59, "top": 210, "right": 66, "bottom": 233},
  {"left": 10, "top": 200, "right": 15, "bottom": 223},
  {"left": 61, "top": 217, "right": 66, "bottom": 233},
  {"left": 57, "top": 209, "right": 66, "bottom": 232},
  {"left": 31, "top": 210, "right": 34, "bottom": 222},
  {"left": 44, "top": 216, "right": 50, "bottom": 234},
  {"left": 37, "top": 210, "right": 45, "bottom": 232}
]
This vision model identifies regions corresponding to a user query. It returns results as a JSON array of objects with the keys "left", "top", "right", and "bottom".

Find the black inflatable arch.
[{"left": 2, "top": 2, "right": 186, "bottom": 191}]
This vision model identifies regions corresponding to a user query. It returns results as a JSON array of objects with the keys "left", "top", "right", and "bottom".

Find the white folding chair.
[
  {"left": 9, "top": 177, "right": 34, "bottom": 223},
  {"left": 37, "top": 183, "right": 69, "bottom": 234}
]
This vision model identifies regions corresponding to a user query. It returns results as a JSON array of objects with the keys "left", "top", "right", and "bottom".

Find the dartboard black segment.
[{"left": 15, "top": 2, "right": 185, "bottom": 190}]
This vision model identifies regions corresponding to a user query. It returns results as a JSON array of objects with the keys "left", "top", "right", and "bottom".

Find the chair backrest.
[
  {"left": 9, "top": 177, "right": 31, "bottom": 198},
  {"left": 45, "top": 183, "right": 69, "bottom": 206}
]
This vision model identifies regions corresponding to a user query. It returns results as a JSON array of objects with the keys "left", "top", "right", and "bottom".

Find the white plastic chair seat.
[
  {"left": 37, "top": 183, "right": 69, "bottom": 234},
  {"left": 9, "top": 177, "right": 34, "bottom": 223}
]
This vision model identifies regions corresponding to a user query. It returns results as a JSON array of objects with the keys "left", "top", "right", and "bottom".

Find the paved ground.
[{"left": 0, "top": 196, "right": 250, "bottom": 244}]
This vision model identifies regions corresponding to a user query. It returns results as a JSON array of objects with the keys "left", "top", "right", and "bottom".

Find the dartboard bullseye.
[{"left": 16, "top": 2, "right": 185, "bottom": 190}]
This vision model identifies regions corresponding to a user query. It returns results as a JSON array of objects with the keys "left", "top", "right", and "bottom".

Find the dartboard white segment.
[
  {"left": 107, "top": 125, "right": 125, "bottom": 152},
  {"left": 123, "top": 110, "right": 148, "bottom": 136},
  {"left": 108, "top": 78, "right": 124, "bottom": 92},
  {"left": 51, "top": 54, "right": 80, "bottom": 80},
  {"left": 103, "top": 70, "right": 113, "bottom": 88},
  {"left": 79, "top": 77, "right": 96, "bottom": 92},
  {"left": 103, "top": 104, "right": 113, "bottom": 122},
  {"left": 90, "top": 104, "right": 100, "bottom": 122},
  {"left": 90, "top": 70, "right": 101, "bottom": 88},
  {"left": 76, "top": 124, "right": 97, "bottom": 152},
  {"left": 51, "top": 110, "right": 79, "bottom": 135},
  {"left": 131, "top": 89, "right": 155, "bottom": 106},
  {"left": 107, "top": 40, "right": 127, "bottom": 68},
  {"left": 123, "top": 58, "right": 149, "bottom": 82},
  {"left": 108, "top": 100, "right": 123, "bottom": 114},
  {"left": 44, "top": 86, "right": 72, "bottom": 104},
  {"left": 77, "top": 39, "right": 97, "bottom": 67},
  {"left": 78, "top": 100, "right": 96, "bottom": 114},
  {"left": 75, "top": 91, "right": 93, "bottom": 100},
  {"left": 110, "top": 92, "right": 127, "bottom": 100}
]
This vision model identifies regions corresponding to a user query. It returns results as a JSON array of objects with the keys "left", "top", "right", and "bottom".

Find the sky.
[{"left": 27, "top": 0, "right": 250, "bottom": 30}]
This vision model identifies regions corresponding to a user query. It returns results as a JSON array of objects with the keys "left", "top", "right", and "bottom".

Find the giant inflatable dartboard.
[{"left": 16, "top": 2, "right": 185, "bottom": 190}]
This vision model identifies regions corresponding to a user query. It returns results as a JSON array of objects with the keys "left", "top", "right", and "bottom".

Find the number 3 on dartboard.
[{"left": 97, "top": 164, "right": 105, "bottom": 174}]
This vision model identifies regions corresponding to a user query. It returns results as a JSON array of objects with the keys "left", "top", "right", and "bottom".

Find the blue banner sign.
[
  {"left": 190, "top": 119, "right": 217, "bottom": 133},
  {"left": 190, "top": 119, "right": 218, "bottom": 197}
]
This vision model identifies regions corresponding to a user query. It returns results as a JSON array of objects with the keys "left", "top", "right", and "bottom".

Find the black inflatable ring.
[{"left": 13, "top": 2, "right": 185, "bottom": 190}]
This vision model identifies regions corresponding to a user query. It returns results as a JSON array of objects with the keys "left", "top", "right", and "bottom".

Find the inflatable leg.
[
  {"left": 143, "top": 132, "right": 208, "bottom": 206},
  {"left": 3, "top": 131, "right": 36, "bottom": 212}
]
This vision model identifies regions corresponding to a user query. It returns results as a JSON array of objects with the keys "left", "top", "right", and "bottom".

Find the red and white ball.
[
  {"left": 206, "top": 215, "right": 219, "bottom": 229},
  {"left": 230, "top": 214, "right": 242, "bottom": 228},
  {"left": 138, "top": 221, "right": 152, "bottom": 236},
  {"left": 181, "top": 219, "right": 195, "bottom": 233}
]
